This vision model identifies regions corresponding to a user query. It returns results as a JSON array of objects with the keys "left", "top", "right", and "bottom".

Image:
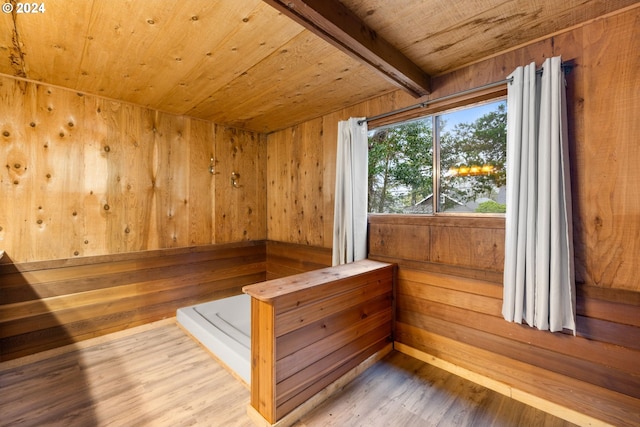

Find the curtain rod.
[{"left": 358, "top": 61, "right": 573, "bottom": 126}]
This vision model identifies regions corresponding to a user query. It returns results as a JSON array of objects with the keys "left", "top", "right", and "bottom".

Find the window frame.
[{"left": 367, "top": 87, "right": 508, "bottom": 217}]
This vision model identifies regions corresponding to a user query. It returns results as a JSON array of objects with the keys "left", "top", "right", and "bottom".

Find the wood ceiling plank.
[
  {"left": 7, "top": 0, "right": 94, "bottom": 83},
  {"left": 261, "top": 0, "right": 431, "bottom": 97},
  {"left": 189, "top": 31, "right": 392, "bottom": 132},
  {"left": 191, "top": 32, "right": 338, "bottom": 121},
  {"left": 122, "top": 0, "right": 269, "bottom": 107},
  {"left": 343, "top": 0, "right": 640, "bottom": 75},
  {"left": 155, "top": 2, "right": 305, "bottom": 116}
]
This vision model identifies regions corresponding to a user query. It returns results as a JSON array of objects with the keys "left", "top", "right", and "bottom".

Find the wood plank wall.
[
  {"left": 243, "top": 259, "right": 394, "bottom": 424},
  {"left": 368, "top": 215, "right": 640, "bottom": 426},
  {"left": 265, "top": 7, "right": 639, "bottom": 427},
  {"left": 0, "top": 241, "right": 266, "bottom": 361},
  {"left": 266, "top": 241, "right": 332, "bottom": 279},
  {"left": 0, "top": 75, "right": 266, "bottom": 263}
]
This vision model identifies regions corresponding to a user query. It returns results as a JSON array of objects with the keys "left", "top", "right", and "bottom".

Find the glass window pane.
[
  {"left": 438, "top": 101, "right": 507, "bottom": 213},
  {"left": 368, "top": 118, "right": 433, "bottom": 213}
]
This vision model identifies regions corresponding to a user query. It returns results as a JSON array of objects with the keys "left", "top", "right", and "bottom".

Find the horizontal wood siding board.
[
  {"left": 575, "top": 315, "right": 640, "bottom": 351},
  {"left": 273, "top": 273, "right": 392, "bottom": 315},
  {"left": 577, "top": 284, "right": 640, "bottom": 306},
  {"left": 1, "top": 261, "right": 266, "bottom": 322},
  {"left": 1, "top": 273, "right": 262, "bottom": 339},
  {"left": 266, "top": 241, "right": 332, "bottom": 276},
  {"left": 1, "top": 253, "right": 266, "bottom": 304},
  {"left": 276, "top": 292, "right": 392, "bottom": 359},
  {"left": 265, "top": 266, "right": 302, "bottom": 281},
  {"left": 275, "top": 339, "right": 389, "bottom": 420},
  {"left": 265, "top": 258, "right": 330, "bottom": 278},
  {"left": 274, "top": 278, "right": 392, "bottom": 337},
  {"left": 0, "top": 242, "right": 267, "bottom": 361},
  {"left": 275, "top": 308, "right": 392, "bottom": 383},
  {"left": 396, "top": 296, "right": 640, "bottom": 378},
  {"left": 0, "top": 244, "right": 265, "bottom": 289},
  {"left": 397, "top": 310, "right": 640, "bottom": 399},
  {"left": 368, "top": 254, "right": 504, "bottom": 283},
  {"left": 397, "top": 280, "right": 502, "bottom": 316},
  {"left": 576, "top": 294, "right": 640, "bottom": 327},
  {"left": 398, "top": 268, "right": 503, "bottom": 298},
  {"left": 275, "top": 329, "right": 391, "bottom": 405},
  {"left": 1, "top": 274, "right": 265, "bottom": 360},
  {"left": 395, "top": 322, "right": 640, "bottom": 427},
  {"left": 368, "top": 214, "right": 505, "bottom": 229},
  {"left": 266, "top": 241, "right": 332, "bottom": 263},
  {"left": 0, "top": 241, "right": 266, "bottom": 275}
]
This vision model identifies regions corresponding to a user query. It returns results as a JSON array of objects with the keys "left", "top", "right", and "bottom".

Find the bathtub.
[{"left": 176, "top": 293, "right": 251, "bottom": 385}]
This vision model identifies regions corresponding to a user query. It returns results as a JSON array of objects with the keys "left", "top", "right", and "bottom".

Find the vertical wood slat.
[{"left": 243, "top": 259, "right": 394, "bottom": 424}]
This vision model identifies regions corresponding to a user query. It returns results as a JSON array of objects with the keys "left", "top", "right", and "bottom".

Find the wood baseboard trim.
[
  {"left": 246, "top": 342, "right": 393, "bottom": 427},
  {"left": 394, "top": 342, "right": 613, "bottom": 427}
]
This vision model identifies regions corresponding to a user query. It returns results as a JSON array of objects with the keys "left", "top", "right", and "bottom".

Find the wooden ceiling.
[{"left": 0, "top": 0, "right": 635, "bottom": 133}]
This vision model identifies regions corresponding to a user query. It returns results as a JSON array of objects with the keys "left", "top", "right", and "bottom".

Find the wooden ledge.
[{"left": 242, "top": 259, "right": 393, "bottom": 302}]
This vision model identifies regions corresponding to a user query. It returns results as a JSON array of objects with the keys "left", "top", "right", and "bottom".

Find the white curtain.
[
  {"left": 502, "top": 57, "right": 576, "bottom": 334},
  {"left": 332, "top": 117, "right": 368, "bottom": 265}
]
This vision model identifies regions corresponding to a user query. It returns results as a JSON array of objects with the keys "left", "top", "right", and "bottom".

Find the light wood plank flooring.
[{"left": 0, "top": 320, "right": 577, "bottom": 427}]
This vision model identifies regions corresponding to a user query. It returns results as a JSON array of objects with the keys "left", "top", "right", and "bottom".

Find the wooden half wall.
[
  {"left": 243, "top": 259, "right": 394, "bottom": 425},
  {"left": 0, "top": 241, "right": 266, "bottom": 361}
]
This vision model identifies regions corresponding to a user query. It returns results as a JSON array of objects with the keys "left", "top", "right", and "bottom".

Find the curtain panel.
[
  {"left": 502, "top": 57, "right": 576, "bottom": 334},
  {"left": 332, "top": 118, "right": 368, "bottom": 266}
]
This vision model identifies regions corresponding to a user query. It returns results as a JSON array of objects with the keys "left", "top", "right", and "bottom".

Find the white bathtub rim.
[{"left": 176, "top": 293, "right": 251, "bottom": 385}]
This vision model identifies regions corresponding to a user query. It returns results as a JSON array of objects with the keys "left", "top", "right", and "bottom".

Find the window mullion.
[{"left": 433, "top": 115, "right": 441, "bottom": 214}]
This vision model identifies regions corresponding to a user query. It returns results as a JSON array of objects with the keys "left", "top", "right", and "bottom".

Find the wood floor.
[{"left": 0, "top": 320, "right": 578, "bottom": 427}]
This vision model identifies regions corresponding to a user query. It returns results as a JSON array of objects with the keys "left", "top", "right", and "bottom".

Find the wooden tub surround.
[{"left": 242, "top": 259, "right": 395, "bottom": 426}]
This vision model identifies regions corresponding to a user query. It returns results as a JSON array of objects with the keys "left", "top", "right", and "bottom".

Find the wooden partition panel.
[
  {"left": 243, "top": 259, "right": 394, "bottom": 424},
  {"left": 368, "top": 215, "right": 640, "bottom": 427},
  {"left": 0, "top": 241, "right": 266, "bottom": 361}
]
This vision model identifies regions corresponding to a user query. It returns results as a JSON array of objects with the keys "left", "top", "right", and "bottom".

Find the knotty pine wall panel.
[
  {"left": 0, "top": 74, "right": 266, "bottom": 263},
  {"left": 267, "top": 117, "right": 328, "bottom": 247},
  {"left": 214, "top": 126, "right": 267, "bottom": 243}
]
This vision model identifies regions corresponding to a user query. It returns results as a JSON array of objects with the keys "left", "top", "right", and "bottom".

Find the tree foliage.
[
  {"left": 368, "top": 119, "right": 432, "bottom": 213},
  {"left": 368, "top": 102, "right": 506, "bottom": 213}
]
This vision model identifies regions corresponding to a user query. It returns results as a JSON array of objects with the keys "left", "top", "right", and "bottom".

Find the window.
[{"left": 368, "top": 99, "right": 506, "bottom": 214}]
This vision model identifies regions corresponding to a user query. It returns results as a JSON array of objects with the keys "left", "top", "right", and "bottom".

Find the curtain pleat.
[
  {"left": 502, "top": 57, "right": 576, "bottom": 334},
  {"left": 332, "top": 118, "right": 368, "bottom": 266}
]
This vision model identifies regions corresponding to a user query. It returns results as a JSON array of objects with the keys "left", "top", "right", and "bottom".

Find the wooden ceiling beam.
[{"left": 262, "top": 0, "right": 431, "bottom": 97}]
